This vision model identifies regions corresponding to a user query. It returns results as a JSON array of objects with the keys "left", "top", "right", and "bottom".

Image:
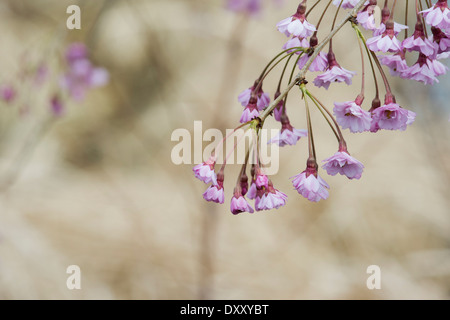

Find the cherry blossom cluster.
[
  {"left": 194, "top": 0, "right": 449, "bottom": 215},
  {"left": 0, "top": 42, "right": 109, "bottom": 117}
]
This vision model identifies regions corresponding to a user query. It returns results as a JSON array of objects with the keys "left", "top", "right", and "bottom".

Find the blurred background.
[{"left": 0, "top": 0, "right": 449, "bottom": 299}]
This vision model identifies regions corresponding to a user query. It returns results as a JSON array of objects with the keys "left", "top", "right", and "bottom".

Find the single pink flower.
[
  {"left": 230, "top": 191, "right": 254, "bottom": 215},
  {"left": 379, "top": 53, "right": 409, "bottom": 77},
  {"left": 402, "top": 20, "right": 437, "bottom": 56},
  {"left": 297, "top": 51, "right": 328, "bottom": 72},
  {"left": 371, "top": 100, "right": 416, "bottom": 131},
  {"left": 276, "top": 2, "right": 316, "bottom": 38},
  {"left": 282, "top": 36, "right": 309, "bottom": 53},
  {"left": 238, "top": 85, "right": 270, "bottom": 111},
  {"left": 291, "top": 169, "right": 329, "bottom": 202},
  {"left": 322, "top": 151, "right": 364, "bottom": 180},
  {"left": 203, "top": 184, "right": 225, "bottom": 204},
  {"left": 314, "top": 51, "right": 356, "bottom": 89},
  {"left": 333, "top": 98, "right": 372, "bottom": 133},
  {"left": 420, "top": 0, "right": 450, "bottom": 31},
  {"left": 240, "top": 98, "right": 260, "bottom": 123},
  {"left": 203, "top": 173, "right": 225, "bottom": 204},
  {"left": 402, "top": 36, "right": 436, "bottom": 56},
  {"left": 367, "top": 22, "right": 402, "bottom": 53},
  {"left": 401, "top": 53, "right": 447, "bottom": 85},
  {"left": 357, "top": 4, "right": 378, "bottom": 31},
  {"left": 255, "top": 182, "right": 287, "bottom": 211},
  {"left": 193, "top": 156, "right": 217, "bottom": 184},
  {"left": 255, "top": 171, "right": 269, "bottom": 188},
  {"left": 313, "top": 65, "right": 356, "bottom": 89}
]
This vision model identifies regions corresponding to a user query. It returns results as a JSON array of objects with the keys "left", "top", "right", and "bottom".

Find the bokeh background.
[{"left": 0, "top": 0, "right": 449, "bottom": 299}]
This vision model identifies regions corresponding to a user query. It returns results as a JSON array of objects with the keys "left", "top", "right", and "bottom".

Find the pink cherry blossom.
[
  {"left": 401, "top": 21, "right": 437, "bottom": 56},
  {"left": 371, "top": 103, "right": 416, "bottom": 131},
  {"left": 277, "top": 17, "right": 316, "bottom": 38},
  {"left": 357, "top": 5, "right": 377, "bottom": 31},
  {"left": 379, "top": 53, "right": 409, "bottom": 77},
  {"left": 401, "top": 53, "right": 447, "bottom": 85},
  {"left": 203, "top": 184, "right": 225, "bottom": 204},
  {"left": 255, "top": 172, "right": 269, "bottom": 188},
  {"left": 420, "top": 0, "right": 450, "bottom": 31},
  {"left": 297, "top": 51, "right": 328, "bottom": 72},
  {"left": 282, "top": 37, "right": 309, "bottom": 53},
  {"left": 333, "top": 100, "right": 372, "bottom": 133},
  {"left": 238, "top": 86, "right": 270, "bottom": 110},
  {"left": 366, "top": 25, "right": 402, "bottom": 53},
  {"left": 291, "top": 170, "right": 329, "bottom": 202},
  {"left": 269, "top": 125, "right": 307, "bottom": 147},
  {"left": 240, "top": 99, "right": 260, "bottom": 123},
  {"left": 255, "top": 183, "right": 287, "bottom": 211},
  {"left": 193, "top": 156, "right": 217, "bottom": 184},
  {"left": 230, "top": 194, "right": 254, "bottom": 214},
  {"left": 322, "top": 151, "right": 364, "bottom": 180},
  {"left": 276, "top": 3, "right": 316, "bottom": 38},
  {"left": 313, "top": 65, "right": 356, "bottom": 89}
]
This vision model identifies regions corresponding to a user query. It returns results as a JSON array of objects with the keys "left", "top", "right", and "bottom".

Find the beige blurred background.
[{"left": 0, "top": 0, "right": 449, "bottom": 299}]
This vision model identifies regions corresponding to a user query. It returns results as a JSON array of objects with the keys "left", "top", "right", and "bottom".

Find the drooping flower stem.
[
  {"left": 275, "top": 52, "right": 306, "bottom": 119},
  {"left": 417, "top": 0, "right": 428, "bottom": 37},
  {"left": 405, "top": 0, "right": 409, "bottom": 39},
  {"left": 300, "top": 85, "right": 316, "bottom": 160},
  {"left": 331, "top": 0, "right": 344, "bottom": 32},
  {"left": 353, "top": 23, "right": 380, "bottom": 99},
  {"left": 391, "top": 0, "right": 398, "bottom": 17},
  {"left": 213, "top": 121, "right": 252, "bottom": 158},
  {"left": 353, "top": 24, "right": 392, "bottom": 95},
  {"left": 306, "top": 89, "right": 346, "bottom": 147},
  {"left": 306, "top": 0, "right": 324, "bottom": 17},
  {"left": 257, "top": 47, "right": 307, "bottom": 84},
  {"left": 313, "top": 0, "right": 334, "bottom": 30},
  {"left": 219, "top": 128, "right": 251, "bottom": 171},
  {"left": 254, "top": 51, "right": 305, "bottom": 94},
  {"left": 277, "top": 54, "right": 295, "bottom": 92},
  {"left": 236, "top": 149, "right": 250, "bottom": 187},
  {"left": 355, "top": 26, "right": 366, "bottom": 97},
  {"left": 307, "top": 92, "right": 340, "bottom": 141}
]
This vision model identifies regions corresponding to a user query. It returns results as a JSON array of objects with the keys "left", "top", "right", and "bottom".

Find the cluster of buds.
[{"left": 194, "top": 0, "right": 449, "bottom": 214}]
